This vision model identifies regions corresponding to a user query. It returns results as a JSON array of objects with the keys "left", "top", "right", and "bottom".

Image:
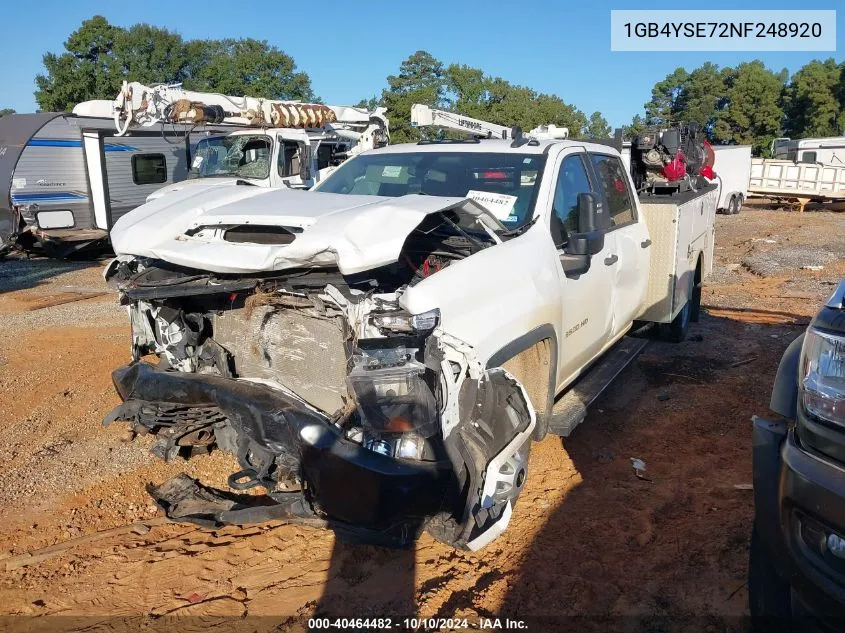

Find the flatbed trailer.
[{"left": 748, "top": 158, "right": 845, "bottom": 212}]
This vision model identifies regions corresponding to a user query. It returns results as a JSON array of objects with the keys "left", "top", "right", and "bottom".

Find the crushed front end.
[{"left": 105, "top": 240, "right": 534, "bottom": 549}]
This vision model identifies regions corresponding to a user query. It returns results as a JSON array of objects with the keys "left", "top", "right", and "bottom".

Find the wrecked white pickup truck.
[{"left": 104, "top": 129, "right": 717, "bottom": 549}]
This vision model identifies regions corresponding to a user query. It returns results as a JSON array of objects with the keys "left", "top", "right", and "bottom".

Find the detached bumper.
[
  {"left": 753, "top": 415, "right": 845, "bottom": 621},
  {"left": 109, "top": 362, "right": 454, "bottom": 546}
]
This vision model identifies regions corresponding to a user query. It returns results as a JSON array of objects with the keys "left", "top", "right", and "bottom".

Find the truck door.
[
  {"left": 548, "top": 150, "right": 616, "bottom": 390},
  {"left": 588, "top": 152, "right": 650, "bottom": 337}
]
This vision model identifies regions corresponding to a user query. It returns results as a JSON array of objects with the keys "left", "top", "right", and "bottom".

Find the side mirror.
[
  {"left": 560, "top": 192, "right": 605, "bottom": 278},
  {"left": 577, "top": 192, "right": 598, "bottom": 233}
]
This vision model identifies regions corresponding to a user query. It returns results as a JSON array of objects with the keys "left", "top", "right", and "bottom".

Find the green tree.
[
  {"left": 0, "top": 108, "right": 15, "bottom": 117},
  {"left": 783, "top": 58, "right": 843, "bottom": 137},
  {"left": 35, "top": 16, "right": 315, "bottom": 112},
  {"left": 380, "top": 51, "right": 445, "bottom": 143},
  {"left": 644, "top": 67, "right": 689, "bottom": 126},
  {"left": 586, "top": 111, "right": 611, "bottom": 138},
  {"left": 182, "top": 38, "right": 314, "bottom": 101},
  {"left": 714, "top": 61, "right": 785, "bottom": 156},
  {"left": 623, "top": 114, "right": 647, "bottom": 140},
  {"left": 35, "top": 16, "right": 122, "bottom": 111},
  {"left": 678, "top": 62, "right": 727, "bottom": 133},
  {"left": 111, "top": 23, "right": 186, "bottom": 85}
]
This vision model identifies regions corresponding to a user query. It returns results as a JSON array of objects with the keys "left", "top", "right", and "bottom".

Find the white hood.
[
  {"left": 111, "top": 186, "right": 502, "bottom": 275},
  {"left": 146, "top": 178, "right": 257, "bottom": 203}
]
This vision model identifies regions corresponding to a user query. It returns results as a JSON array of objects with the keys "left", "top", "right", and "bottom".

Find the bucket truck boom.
[{"left": 410, "top": 104, "right": 569, "bottom": 141}]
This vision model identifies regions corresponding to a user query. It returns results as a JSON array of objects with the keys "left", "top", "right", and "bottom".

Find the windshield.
[
  {"left": 189, "top": 134, "right": 272, "bottom": 180},
  {"left": 314, "top": 151, "right": 546, "bottom": 227}
]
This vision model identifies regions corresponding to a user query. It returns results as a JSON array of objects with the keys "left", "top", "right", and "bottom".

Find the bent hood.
[{"left": 111, "top": 187, "right": 502, "bottom": 275}]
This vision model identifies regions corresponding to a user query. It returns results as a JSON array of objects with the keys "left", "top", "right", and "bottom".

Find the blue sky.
[{"left": 0, "top": 0, "right": 841, "bottom": 127}]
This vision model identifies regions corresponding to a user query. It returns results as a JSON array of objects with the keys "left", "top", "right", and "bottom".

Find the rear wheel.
[
  {"left": 727, "top": 195, "right": 738, "bottom": 215},
  {"left": 665, "top": 298, "right": 691, "bottom": 342},
  {"left": 734, "top": 195, "right": 743, "bottom": 214},
  {"left": 748, "top": 523, "right": 792, "bottom": 631}
]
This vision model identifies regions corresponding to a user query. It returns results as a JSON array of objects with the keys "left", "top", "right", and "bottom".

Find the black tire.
[
  {"left": 748, "top": 523, "right": 792, "bottom": 631},
  {"left": 665, "top": 299, "right": 691, "bottom": 342},
  {"left": 727, "top": 195, "right": 738, "bottom": 215},
  {"left": 734, "top": 195, "right": 743, "bottom": 214},
  {"left": 690, "top": 262, "right": 702, "bottom": 323}
]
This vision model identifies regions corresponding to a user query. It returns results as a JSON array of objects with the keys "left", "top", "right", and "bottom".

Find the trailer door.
[{"left": 82, "top": 132, "right": 110, "bottom": 230}]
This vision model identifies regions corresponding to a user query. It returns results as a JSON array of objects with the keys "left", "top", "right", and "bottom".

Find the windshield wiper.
[{"left": 500, "top": 215, "right": 539, "bottom": 238}]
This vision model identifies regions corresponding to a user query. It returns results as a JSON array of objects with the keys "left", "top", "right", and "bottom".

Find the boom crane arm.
[
  {"left": 410, "top": 104, "right": 569, "bottom": 141},
  {"left": 111, "top": 81, "right": 388, "bottom": 148}
]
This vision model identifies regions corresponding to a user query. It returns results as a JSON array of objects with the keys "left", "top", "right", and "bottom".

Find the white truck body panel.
[
  {"left": 712, "top": 145, "right": 752, "bottom": 211},
  {"left": 637, "top": 187, "right": 718, "bottom": 323},
  {"left": 748, "top": 159, "right": 845, "bottom": 200}
]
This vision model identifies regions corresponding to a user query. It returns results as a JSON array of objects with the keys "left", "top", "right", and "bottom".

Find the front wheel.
[{"left": 748, "top": 523, "right": 792, "bottom": 631}]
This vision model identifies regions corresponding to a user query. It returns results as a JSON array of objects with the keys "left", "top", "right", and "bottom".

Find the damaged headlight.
[
  {"left": 370, "top": 308, "right": 440, "bottom": 334},
  {"left": 345, "top": 350, "right": 439, "bottom": 461},
  {"left": 800, "top": 327, "right": 845, "bottom": 427}
]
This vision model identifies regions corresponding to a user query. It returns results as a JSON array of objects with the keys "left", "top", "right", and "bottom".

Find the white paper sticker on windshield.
[
  {"left": 11, "top": 178, "right": 25, "bottom": 189},
  {"left": 382, "top": 165, "right": 402, "bottom": 178},
  {"left": 466, "top": 190, "right": 518, "bottom": 220},
  {"left": 192, "top": 156, "right": 204, "bottom": 169}
]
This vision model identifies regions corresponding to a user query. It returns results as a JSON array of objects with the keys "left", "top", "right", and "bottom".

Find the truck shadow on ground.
[{"left": 310, "top": 311, "right": 800, "bottom": 630}]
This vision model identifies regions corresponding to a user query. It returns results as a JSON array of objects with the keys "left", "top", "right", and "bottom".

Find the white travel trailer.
[
  {"left": 772, "top": 136, "right": 845, "bottom": 165},
  {"left": 0, "top": 107, "right": 240, "bottom": 256}
]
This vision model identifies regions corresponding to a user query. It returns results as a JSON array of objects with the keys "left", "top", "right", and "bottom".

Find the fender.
[
  {"left": 770, "top": 333, "right": 804, "bottom": 420},
  {"left": 486, "top": 324, "right": 558, "bottom": 439}
]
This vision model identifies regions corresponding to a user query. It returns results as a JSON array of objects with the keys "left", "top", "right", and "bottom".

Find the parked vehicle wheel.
[
  {"left": 727, "top": 195, "right": 738, "bottom": 215},
  {"left": 733, "top": 195, "right": 743, "bottom": 214},
  {"left": 748, "top": 523, "right": 792, "bottom": 631}
]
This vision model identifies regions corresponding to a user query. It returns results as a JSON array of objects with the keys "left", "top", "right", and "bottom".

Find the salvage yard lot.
[{"left": 0, "top": 204, "right": 843, "bottom": 628}]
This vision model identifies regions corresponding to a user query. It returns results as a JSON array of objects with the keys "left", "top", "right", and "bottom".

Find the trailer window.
[
  {"left": 590, "top": 154, "right": 635, "bottom": 227},
  {"left": 800, "top": 151, "right": 817, "bottom": 164},
  {"left": 132, "top": 154, "right": 167, "bottom": 185}
]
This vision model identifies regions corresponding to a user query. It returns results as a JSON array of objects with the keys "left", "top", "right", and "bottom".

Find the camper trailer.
[
  {"left": 0, "top": 108, "right": 234, "bottom": 256},
  {"left": 771, "top": 136, "right": 845, "bottom": 165}
]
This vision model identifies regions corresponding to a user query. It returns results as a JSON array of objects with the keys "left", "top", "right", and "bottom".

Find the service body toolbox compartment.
[{"left": 637, "top": 184, "right": 718, "bottom": 324}]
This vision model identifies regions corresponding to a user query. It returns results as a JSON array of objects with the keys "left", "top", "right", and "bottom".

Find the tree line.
[
  {"left": 15, "top": 16, "right": 845, "bottom": 156},
  {"left": 33, "top": 16, "right": 315, "bottom": 112},
  {"left": 628, "top": 59, "right": 844, "bottom": 155}
]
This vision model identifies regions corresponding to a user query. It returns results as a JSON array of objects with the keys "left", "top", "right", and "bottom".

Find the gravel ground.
[{"left": 0, "top": 206, "right": 842, "bottom": 627}]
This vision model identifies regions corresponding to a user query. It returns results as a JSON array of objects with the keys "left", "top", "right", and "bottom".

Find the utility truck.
[
  {"left": 110, "top": 81, "right": 389, "bottom": 201},
  {"left": 102, "top": 104, "right": 718, "bottom": 550}
]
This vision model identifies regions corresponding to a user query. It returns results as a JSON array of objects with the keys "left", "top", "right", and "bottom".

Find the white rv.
[
  {"left": 0, "top": 109, "right": 232, "bottom": 256},
  {"left": 772, "top": 136, "right": 845, "bottom": 165}
]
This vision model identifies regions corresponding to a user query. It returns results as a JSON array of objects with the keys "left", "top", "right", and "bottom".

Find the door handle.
[
  {"left": 604, "top": 254, "right": 618, "bottom": 266},
  {"left": 641, "top": 239, "right": 652, "bottom": 248}
]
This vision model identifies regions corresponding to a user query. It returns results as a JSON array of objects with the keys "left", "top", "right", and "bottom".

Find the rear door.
[
  {"left": 548, "top": 149, "right": 616, "bottom": 390},
  {"left": 588, "top": 152, "right": 650, "bottom": 336}
]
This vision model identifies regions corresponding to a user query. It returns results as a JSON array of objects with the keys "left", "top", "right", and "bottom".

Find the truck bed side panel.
[{"left": 637, "top": 186, "right": 718, "bottom": 323}]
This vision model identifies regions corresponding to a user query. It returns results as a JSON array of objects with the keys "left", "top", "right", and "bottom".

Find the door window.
[
  {"left": 549, "top": 153, "right": 594, "bottom": 247},
  {"left": 590, "top": 154, "right": 636, "bottom": 227},
  {"left": 278, "top": 141, "right": 301, "bottom": 177}
]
